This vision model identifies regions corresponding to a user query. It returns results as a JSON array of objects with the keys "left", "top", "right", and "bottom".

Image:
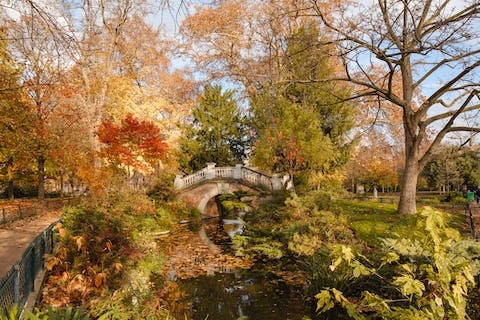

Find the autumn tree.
[
  {"left": 2, "top": 0, "right": 194, "bottom": 195},
  {"left": 6, "top": 11, "right": 72, "bottom": 200},
  {"left": 179, "top": 0, "right": 326, "bottom": 96},
  {"left": 178, "top": 85, "right": 250, "bottom": 173},
  {"left": 0, "top": 27, "right": 34, "bottom": 199},
  {"left": 97, "top": 113, "right": 168, "bottom": 175},
  {"left": 252, "top": 93, "right": 335, "bottom": 190},
  {"left": 304, "top": 0, "right": 480, "bottom": 214},
  {"left": 251, "top": 24, "right": 354, "bottom": 190}
]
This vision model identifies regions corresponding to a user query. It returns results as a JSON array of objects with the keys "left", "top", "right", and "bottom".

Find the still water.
[
  {"left": 172, "top": 269, "right": 311, "bottom": 320},
  {"left": 168, "top": 217, "right": 313, "bottom": 320}
]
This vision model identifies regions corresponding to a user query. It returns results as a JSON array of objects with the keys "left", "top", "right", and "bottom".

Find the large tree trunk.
[
  {"left": 7, "top": 180, "right": 14, "bottom": 200},
  {"left": 398, "top": 152, "right": 419, "bottom": 215},
  {"left": 38, "top": 155, "right": 45, "bottom": 201},
  {"left": 398, "top": 53, "right": 419, "bottom": 215}
]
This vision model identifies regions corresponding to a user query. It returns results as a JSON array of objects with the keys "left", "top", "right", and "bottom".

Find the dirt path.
[{"left": 0, "top": 210, "right": 62, "bottom": 280}]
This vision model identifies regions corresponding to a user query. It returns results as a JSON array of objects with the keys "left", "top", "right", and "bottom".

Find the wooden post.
[
  {"left": 18, "top": 205, "right": 22, "bottom": 219},
  {"left": 2, "top": 208, "right": 5, "bottom": 224}
]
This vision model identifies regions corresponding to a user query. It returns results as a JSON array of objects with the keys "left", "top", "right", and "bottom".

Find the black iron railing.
[
  {"left": 0, "top": 220, "right": 57, "bottom": 317},
  {"left": 466, "top": 202, "right": 478, "bottom": 240}
]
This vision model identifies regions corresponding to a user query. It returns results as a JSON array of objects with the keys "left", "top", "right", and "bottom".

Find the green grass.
[
  {"left": 333, "top": 199, "right": 416, "bottom": 247},
  {"left": 333, "top": 198, "right": 468, "bottom": 248}
]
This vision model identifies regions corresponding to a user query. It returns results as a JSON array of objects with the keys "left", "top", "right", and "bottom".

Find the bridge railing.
[
  {"left": 215, "top": 167, "right": 235, "bottom": 179},
  {"left": 174, "top": 163, "right": 291, "bottom": 191}
]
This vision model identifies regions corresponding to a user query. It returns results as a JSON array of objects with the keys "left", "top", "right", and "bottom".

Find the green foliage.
[
  {"left": 315, "top": 207, "right": 480, "bottom": 320},
  {"left": 178, "top": 84, "right": 250, "bottom": 173},
  {"left": 218, "top": 190, "right": 254, "bottom": 218},
  {"left": 24, "top": 306, "right": 90, "bottom": 320},
  {"left": 0, "top": 306, "right": 20, "bottom": 320},
  {"left": 306, "top": 248, "right": 359, "bottom": 296},
  {"left": 1, "top": 305, "right": 90, "bottom": 320},
  {"left": 250, "top": 24, "right": 354, "bottom": 190},
  {"left": 282, "top": 25, "right": 355, "bottom": 148},
  {"left": 440, "top": 191, "right": 467, "bottom": 204},
  {"left": 91, "top": 290, "right": 172, "bottom": 320},
  {"left": 153, "top": 207, "right": 174, "bottom": 231},
  {"left": 233, "top": 232, "right": 285, "bottom": 259},
  {"left": 235, "top": 191, "right": 355, "bottom": 260},
  {"left": 421, "top": 146, "right": 479, "bottom": 190},
  {"left": 161, "top": 200, "right": 202, "bottom": 222},
  {"left": 0, "top": 32, "right": 35, "bottom": 199}
]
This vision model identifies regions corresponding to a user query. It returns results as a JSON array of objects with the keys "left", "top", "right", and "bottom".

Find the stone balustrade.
[{"left": 174, "top": 163, "right": 291, "bottom": 191}]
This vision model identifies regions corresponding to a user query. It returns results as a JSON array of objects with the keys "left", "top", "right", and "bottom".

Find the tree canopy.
[
  {"left": 250, "top": 24, "right": 354, "bottom": 190},
  {"left": 178, "top": 84, "right": 250, "bottom": 173}
]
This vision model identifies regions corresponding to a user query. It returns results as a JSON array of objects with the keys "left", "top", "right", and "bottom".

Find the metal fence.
[
  {"left": 0, "top": 220, "right": 57, "bottom": 316},
  {"left": 0, "top": 198, "right": 75, "bottom": 225},
  {"left": 466, "top": 202, "right": 478, "bottom": 240}
]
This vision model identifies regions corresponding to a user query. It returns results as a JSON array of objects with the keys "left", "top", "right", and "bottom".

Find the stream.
[{"left": 166, "top": 217, "right": 314, "bottom": 320}]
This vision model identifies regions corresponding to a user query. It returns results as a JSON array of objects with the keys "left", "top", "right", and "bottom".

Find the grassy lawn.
[{"left": 333, "top": 198, "right": 467, "bottom": 248}]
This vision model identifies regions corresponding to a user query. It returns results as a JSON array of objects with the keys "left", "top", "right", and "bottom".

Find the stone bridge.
[{"left": 174, "top": 163, "right": 291, "bottom": 216}]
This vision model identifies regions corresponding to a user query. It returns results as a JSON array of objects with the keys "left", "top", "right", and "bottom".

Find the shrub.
[
  {"left": 44, "top": 205, "right": 133, "bottom": 305},
  {"left": 440, "top": 191, "right": 466, "bottom": 204},
  {"left": 41, "top": 192, "right": 170, "bottom": 311},
  {"left": 161, "top": 201, "right": 202, "bottom": 230},
  {"left": 236, "top": 191, "right": 355, "bottom": 260},
  {"left": 146, "top": 172, "right": 176, "bottom": 203}
]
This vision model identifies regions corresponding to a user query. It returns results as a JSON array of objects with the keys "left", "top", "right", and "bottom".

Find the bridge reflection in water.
[{"left": 170, "top": 213, "right": 312, "bottom": 320}]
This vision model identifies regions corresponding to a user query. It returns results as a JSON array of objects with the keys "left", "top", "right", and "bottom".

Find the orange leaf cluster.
[{"left": 96, "top": 113, "right": 168, "bottom": 171}]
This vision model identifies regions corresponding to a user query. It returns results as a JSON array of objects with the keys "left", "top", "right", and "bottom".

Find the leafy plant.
[
  {"left": 24, "top": 306, "right": 90, "bottom": 320},
  {"left": 315, "top": 207, "right": 480, "bottom": 319},
  {"left": 0, "top": 306, "right": 20, "bottom": 320},
  {"left": 41, "top": 192, "right": 167, "bottom": 307}
]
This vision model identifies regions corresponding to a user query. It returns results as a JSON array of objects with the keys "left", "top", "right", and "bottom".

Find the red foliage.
[{"left": 96, "top": 113, "right": 167, "bottom": 170}]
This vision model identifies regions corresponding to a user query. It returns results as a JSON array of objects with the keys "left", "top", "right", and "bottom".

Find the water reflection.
[
  {"left": 203, "top": 217, "right": 242, "bottom": 249},
  {"left": 171, "top": 269, "right": 311, "bottom": 320},
  {"left": 166, "top": 217, "right": 313, "bottom": 319},
  {"left": 222, "top": 219, "right": 244, "bottom": 238}
]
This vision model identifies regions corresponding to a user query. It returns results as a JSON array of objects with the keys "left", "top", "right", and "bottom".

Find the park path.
[{"left": 0, "top": 209, "right": 62, "bottom": 280}]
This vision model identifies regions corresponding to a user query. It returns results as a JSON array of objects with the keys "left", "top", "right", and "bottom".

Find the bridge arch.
[{"left": 174, "top": 163, "right": 291, "bottom": 216}]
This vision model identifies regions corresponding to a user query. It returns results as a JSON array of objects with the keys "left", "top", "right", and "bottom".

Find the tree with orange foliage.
[
  {"left": 97, "top": 113, "right": 168, "bottom": 173},
  {"left": 6, "top": 12, "right": 71, "bottom": 200}
]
